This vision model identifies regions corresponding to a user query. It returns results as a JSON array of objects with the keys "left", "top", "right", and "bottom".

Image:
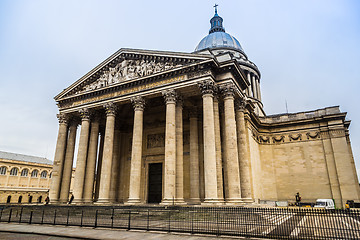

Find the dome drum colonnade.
[{"left": 49, "top": 75, "right": 254, "bottom": 204}]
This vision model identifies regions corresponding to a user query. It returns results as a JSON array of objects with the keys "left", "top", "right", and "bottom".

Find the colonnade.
[
  {"left": 49, "top": 79, "right": 253, "bottom": 205},
  {"left": 245, "top": 71, "right": 261, "bottom": 101}
]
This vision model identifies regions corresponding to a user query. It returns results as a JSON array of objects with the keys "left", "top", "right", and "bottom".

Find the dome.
[
  {"left": 194, "top": 6, "right": 245, "bottom": 54},
  {"left": 195, "top": 31, "right": 244, "bottom": 52}
]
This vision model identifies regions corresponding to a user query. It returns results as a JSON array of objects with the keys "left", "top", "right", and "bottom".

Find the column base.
[
  {"left": 187, "top": 198, "right": 201, "bottom": 205},
  {"left": 160, "top": 199, "right": 176, "bottom": 205},
  {"left": 202, "top": 199, "right": 225, "bottom": 206},
  {"left": 241, "top": 198, "right": 254, "bottom": 203},
  {"left": 82, "top": 199, "right": 94, "bottom": 204},
  {"left": 96, "top": 198, "right": 110, "bottom": 204},
  {"left": 125, "top": 198, "right": 142, "bottom": 205},
  {"left": 225, "top": 198, "right": 244, "bottom": 205}
]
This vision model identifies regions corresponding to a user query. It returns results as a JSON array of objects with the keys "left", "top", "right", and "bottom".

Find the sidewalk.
[{"left": 0, "top": 223, "right": 254, "bottom": 239}]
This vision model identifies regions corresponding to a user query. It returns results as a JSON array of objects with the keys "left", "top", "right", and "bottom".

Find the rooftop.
[{"left": 0, "top": 151, "right": 53, "bottom": 165}]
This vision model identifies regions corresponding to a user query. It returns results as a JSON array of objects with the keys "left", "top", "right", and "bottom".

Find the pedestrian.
[
  {"left": 45, "top": 196, "right": 50, "bottom": 205},
  {"left": 68, "top": 194, "right": 74, "bottom": 204}
]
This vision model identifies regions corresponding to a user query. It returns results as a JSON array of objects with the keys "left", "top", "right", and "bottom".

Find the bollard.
[
  {"left": 53, "top": 209, "right": 57, "bottom": 225},
  {"left": 19, "top": 207, "right": 23, "bottom": 223},
  {"left": 41, "top": 209, "right": 45, "bottom": 224},
  {"left": 94, "top": 210, "right": 98, "bottom": 228},
  {"left": 29, "top": 211, "right": 33, "bottom": 224}
]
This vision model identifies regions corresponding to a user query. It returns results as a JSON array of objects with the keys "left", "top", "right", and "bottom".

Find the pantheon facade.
[{"left": 49, "top": 9, "right": 360, "bottom": 206}]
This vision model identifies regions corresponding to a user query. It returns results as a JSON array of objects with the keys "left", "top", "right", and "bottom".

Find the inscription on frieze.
[{"left": 147, "top": 133, "right": 165, "bottom": 148}]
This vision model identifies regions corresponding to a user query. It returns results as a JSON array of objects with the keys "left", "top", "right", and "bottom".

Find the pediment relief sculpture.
[{"left": 78, "top": 59, "right": 184, "bottom": 94}]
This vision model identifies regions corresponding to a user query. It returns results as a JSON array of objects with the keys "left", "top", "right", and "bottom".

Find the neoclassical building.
[
  {"left": 50, "top": 8, "right": 360, "bottom": 206},
  {"left": 0, "top": 151, "right": 52, "bottom": 204}
]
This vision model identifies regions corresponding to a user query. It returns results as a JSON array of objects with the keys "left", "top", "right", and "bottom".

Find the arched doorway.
[{"left": 28, "top": 195, "right": 33, "bottom": 203}]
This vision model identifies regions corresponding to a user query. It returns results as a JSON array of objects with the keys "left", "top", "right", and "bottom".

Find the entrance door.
[{"left": 148, "top": 163, "right": 163, "bottom": 204}]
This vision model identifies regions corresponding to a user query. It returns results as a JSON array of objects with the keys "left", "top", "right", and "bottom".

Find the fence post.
[
  {"left": 127, "top": 210, "right": 131, "bottom": 231},
  {"left": 66, "top": 209, "right": 70, "bottom": 226},
  {"left": 80, "top": 210, "right": 83, "bottom": 227},
  {"left": 191, "top": 209, "right": 194, "bottom": 234},
  {"left": 29, "top": 210, "right": 33, "bottom": 224},
  {"left": 111, "top": 208, "right": 114, "bottom": 228},
  {"left": 147, "top": 209, "right": 150, "bottom": 231},
  {"left": 8, "top": 208, "right": 12, "bottom": 223},
  {"left": 95, "top": 210, "right": 98, "bottom": 228},
  {"left": 19, "top": 207, "right": 23, "bottom": 223},
  {"left": 53, "top": 209, "right": 57, "bottom": 225},
  {"left": 168, "top": 208, "right": 171, "bottom": 233},
  {"left": 216, "top": 209, "right": 220, "bottom": 236},
  {"left": 41, "top": 209, "right": 44, "bottom": 224}
]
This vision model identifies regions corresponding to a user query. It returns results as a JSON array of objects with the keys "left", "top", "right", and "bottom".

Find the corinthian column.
[
  {"left": 198, "top": 79, "right": 221, "bottom": 204},
  {"left": 220, "top": 83, "right": 241, "bottom": 204},
  {"left": 97, "top": 103, "right": 117, "bottom": 203},
  {"left": 49, "top": 113, "right": 68, "bottom": 203},
  {"left": 83, "top": 114, "right": 100, "bottom": 203},
  {"left": 127, "top": 96, "right": 145, "bottom": 204},
  {"left": 213, "top": 95, "right": 224, "bottom": 202},
  {"left": 59, "top": 120, "right": 78, "bottom": 203},
  {"left": 175, "top": 96, "right": 185, "bottom": 204},
  {"left": 189, "top": 108, "right": 200, "bottom": 204},
  {"left": 161, "top": 90, "right": 177, "bottom": 204},
  {"left": 73, "top": 108, "right": 91, "bottom": 203},
  {"left": 235, "top": 99, "right": 252, "bottom": 201}
]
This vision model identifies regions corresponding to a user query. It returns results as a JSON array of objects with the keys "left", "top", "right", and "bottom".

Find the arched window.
[
  {"left": 21, "top": 169, "right": 29, "bottom": 177},
  {"left": 0, "top": 166, "right": 6, "bottom": 175},
  {"left": 40, "top": 171, "right": 47, "bottom": 178},
  {"left": 31, "top": 170, "right": 38, "bottom": 177},
  {"left": 6, "top": 195, "right": 11, "bottom": 203},
  {"left": 10, "top": 168, "right": 18, "bottom": 176},
  {"left": 28, "top": 195, "right": 32, "bottom": 203},
  {"left": 38, "top": 196, "right": 42, "bottom": 203},
  {"left": 49, "top": 172, "right": 52, "bottom": 178},
  {"left": 18, "top": 196, "right": 22, "bottom": 203}
]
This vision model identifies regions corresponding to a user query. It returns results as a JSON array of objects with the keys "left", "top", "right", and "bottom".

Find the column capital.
[
  {"left": 79, "top": 108, "right": 91, "bottom": 121},
  {"left": 57, "top": 113, "right": 68, "bottom": 124},
  {"left": 219, "top": 83, "right": 236, "bottom": 99},
  {"left": 198, "top": 79, "right": 216, "bottom": 96},
  {"left": 131, "top": 96, "right": 145, "bottom": 111},
  {"left": 162, "top": 89, "right": 177, "bottom": 104},
  {"left": 235, "top": 98, "right": 246, "bottom": 112},
  {"left": 103, "top": 102, "right": 117, "bottom": 116}
]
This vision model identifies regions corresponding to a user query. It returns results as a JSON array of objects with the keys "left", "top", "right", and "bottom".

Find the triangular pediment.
[{"left": 55, "top": 49, "right": 213, "bottom": 101}]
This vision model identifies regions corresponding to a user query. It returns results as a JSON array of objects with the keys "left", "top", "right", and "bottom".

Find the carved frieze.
[
  {"left": 147, "top": 133, "right": 165, "bottom": 148},
  {"left": 79, "top": 59, "right": 184, "bottom": 93},
  {"left": 273, "top": 135, "right": 285, "bottom": 143},
  {"left": 259, "top": 135, "right": 270, "bottom": 143},
  {"left": 188, "top": 69, "right": 212, "bottom": 79},
  {"left": 306, "top": 132, "right": 320, "bottom": 140},
  {"left": 289, "top": 134, "right": 302, "bottom": 141}
]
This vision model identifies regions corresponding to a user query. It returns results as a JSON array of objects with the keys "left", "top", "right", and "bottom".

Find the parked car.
[{"left": 314, "top": 199, "right": 335, "bottom": 209}]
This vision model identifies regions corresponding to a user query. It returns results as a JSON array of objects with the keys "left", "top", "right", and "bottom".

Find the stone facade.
[{"left": 50, "top": 11, "right": 360, "bottom": 207}]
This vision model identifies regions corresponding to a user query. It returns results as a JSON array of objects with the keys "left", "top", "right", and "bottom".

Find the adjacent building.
[
  {"left": 49, "top": 8, "right": 360, "bottom": 206},
  {"left": 0, "top": 151, "right": 52, "bottom": 204}
]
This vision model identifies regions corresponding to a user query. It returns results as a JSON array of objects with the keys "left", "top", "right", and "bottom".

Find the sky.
[{"left": 0, "top": 0, "right": 360, "bottom": 176}]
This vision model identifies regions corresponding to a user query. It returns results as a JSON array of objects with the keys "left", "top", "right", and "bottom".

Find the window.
[
  {"left": 10, "top": 168, "right": 18, "bottom": 176},
  {"left": 40, "top": 171, "right": 47, "bottom": 178},
  {"left": 31, "top": 170, "right": 38, "bottom": 177},
  {"left": 49, "top": 172, "right": 52, "bottom": 178},
  {"left": 21, "top": 169, "right": 28, "bottom": 177},
  {"left": 18, "top": 196, "right": 22, "bottom": 203},
  {"left": 0, "top": 166, "right": 6, "bottom": 175}
]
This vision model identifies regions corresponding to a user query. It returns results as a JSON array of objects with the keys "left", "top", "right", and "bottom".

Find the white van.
[{"left": 314, "top": 199, "right": 335, "bottom": 209}]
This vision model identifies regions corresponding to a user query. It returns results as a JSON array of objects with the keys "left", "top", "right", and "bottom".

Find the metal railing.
[{"left": 0, "top": 205, "right": 359, "bottom": 239}]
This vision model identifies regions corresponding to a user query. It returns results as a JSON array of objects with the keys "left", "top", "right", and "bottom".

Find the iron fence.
[{"left": 0, "top": 205, "right": 359, "bottom": 239}]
